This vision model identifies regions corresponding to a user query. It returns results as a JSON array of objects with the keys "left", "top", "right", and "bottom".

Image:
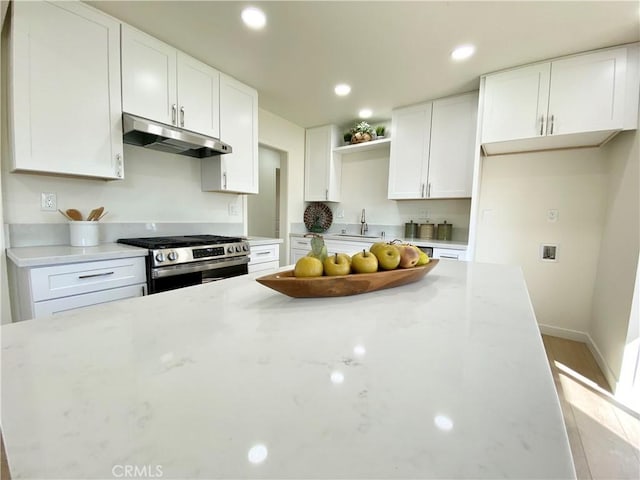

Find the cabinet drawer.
[
  {"left": 248, "top": 260, "right": 279, "bottom": 274},
  {"left": 291, "top": 237, "right": 311, "bottom": 250},
  {"left": 30, "top": 257, "right": 146, "bottom": 301},
  {"left": 433, "top": 248, "right": 467, "bottom": 261},
  {"left": 249, "top": 244, "right": 279, "bottom": 265},
  {"left": 33, "top": 283, "right": 146, "bottom": 319}
]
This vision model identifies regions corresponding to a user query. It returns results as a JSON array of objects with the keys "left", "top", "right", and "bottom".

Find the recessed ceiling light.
[
  {"left": 359, "top": 109, "right": 372, "bottom": 119},
  {"left": 241, "top": 7, "right": 266, "bottom": 30},
  {"left": 451, "top": 44, "right": 476, "bottom": 61},
  {"left": 334, "top": 84, "right": 351, "bottom": 96}
]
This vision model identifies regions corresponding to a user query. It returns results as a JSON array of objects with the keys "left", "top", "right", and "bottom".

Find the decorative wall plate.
[{"left": 304, "top": 203, "right": 333, "bottom": 233}]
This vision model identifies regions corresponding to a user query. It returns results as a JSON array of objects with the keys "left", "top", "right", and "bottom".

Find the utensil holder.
[{"left": 69, "top": 221, "right": 99, "bottom": 247}]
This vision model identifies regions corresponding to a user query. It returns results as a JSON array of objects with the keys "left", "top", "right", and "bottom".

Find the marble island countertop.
[{"left": 1, "top": 261, "right": 574, "bottom": 479}]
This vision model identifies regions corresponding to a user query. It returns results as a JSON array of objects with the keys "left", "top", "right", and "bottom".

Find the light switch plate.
[{"left": 547, "top": 209, "right": 559, "bottom": 222}]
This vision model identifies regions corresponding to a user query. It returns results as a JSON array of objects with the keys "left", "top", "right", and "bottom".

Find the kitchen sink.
[{"left": 333, "top": 234, "right": 380, "bottom": 239}]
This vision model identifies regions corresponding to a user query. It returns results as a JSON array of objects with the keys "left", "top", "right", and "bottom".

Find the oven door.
[{"left": 148, "top": 257, "right": 249, "bottom": 294}]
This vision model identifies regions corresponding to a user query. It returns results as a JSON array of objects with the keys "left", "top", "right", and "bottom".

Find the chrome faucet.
[{"left": 360, "top": 208, "right": 368, "bottom": 235}]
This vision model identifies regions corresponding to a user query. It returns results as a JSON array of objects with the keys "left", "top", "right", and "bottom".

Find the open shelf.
[{"left": 333, "top": 137, "right": 391, "bottom": 154}]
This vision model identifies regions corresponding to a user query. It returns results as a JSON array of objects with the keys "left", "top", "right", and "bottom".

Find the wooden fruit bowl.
[{"left": 256, "top": 260, "right": 439, "bottom": 298}]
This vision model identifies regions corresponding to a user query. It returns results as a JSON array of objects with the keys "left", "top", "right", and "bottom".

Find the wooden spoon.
[
  {"left": 65, "top": 209, "right": 83, "bottom": 221},
  {"left": 91, "top": 206, "right": 104, "bottom": 221},
  {"left": 86, "top": 208, "right": 98, "bottom": 221},
  {"left": 58, "top": 209, "right": 73, "bottom": 221}
]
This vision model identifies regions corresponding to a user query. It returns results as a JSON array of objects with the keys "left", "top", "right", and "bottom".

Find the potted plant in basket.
[{"left": 349, "top": 121, "right": 375, "bottom": 144}]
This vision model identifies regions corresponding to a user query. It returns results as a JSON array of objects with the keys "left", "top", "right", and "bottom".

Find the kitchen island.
[{"left": 1, "top": 260, "right": 575, "bottom": 479}]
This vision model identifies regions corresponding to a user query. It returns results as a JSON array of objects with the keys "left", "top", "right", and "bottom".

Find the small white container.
[{"left": 69, "top": 221, "right": 99, "bottom": 247}]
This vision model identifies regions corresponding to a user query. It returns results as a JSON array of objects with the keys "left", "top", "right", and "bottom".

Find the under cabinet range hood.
[{"left": 122, "top": 113, "right": 232, "bottom": 158}]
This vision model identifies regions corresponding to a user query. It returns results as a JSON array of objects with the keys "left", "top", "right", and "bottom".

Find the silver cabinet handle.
[
  {"left": 171, "top": 104, "right": 177, "bottom": 125},
  {"left": 256, "top": 251, "right": 271, "bottom": 256},
  {"left": 539, "top": 115, "right": 545, "bottom": 136},
  {"left": 325, "top": 189, "right": 328, "bottom": 201},
  {"left": 180, "top": 106, "right": 185, "bottom": 127},
  {"left": 421, "top": 183, "right": 425, "bottom": 198},
  {"left": 427, "top": 183, "right": 431, "bottom": 198},
  {"left": 296, "top": 241, "right": 308, "bottom": 246},
  {"left": 116, "top": 153, "right": 123, "bottom": 178},
  {"left": 78, "top": 271, "right": 114, "bottom": 279},
  {"left": 549, "top": 114, "right": 555, "bottom": 135},
  {"left": 223, "top": 172, "right": 227, "bottom": 189}
]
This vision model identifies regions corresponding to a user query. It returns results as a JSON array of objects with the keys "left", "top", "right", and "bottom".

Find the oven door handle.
[{"left": 151, "top": 256, "right": 249, "bottom": 279}]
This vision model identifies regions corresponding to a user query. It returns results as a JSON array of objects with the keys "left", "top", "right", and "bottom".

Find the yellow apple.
[
  {"left": 294, "top": 256, "right": 324, "bottom": 277},
  {"left": 323, "top": 253, "right": 351, "bottom": 276},
  {"left": 351, "top": 249, "right": 378, "bottom": 273},
  {"left": 417, "top": 250, "right": 430, "bottom": 265},
  {"left": 373, "top": 244, "right": 401, "bottom": 270}
]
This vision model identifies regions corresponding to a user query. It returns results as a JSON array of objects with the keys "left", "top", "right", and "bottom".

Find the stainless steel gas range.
[{"left": 117, "top": 235, "right": 250, "bottom": 294}]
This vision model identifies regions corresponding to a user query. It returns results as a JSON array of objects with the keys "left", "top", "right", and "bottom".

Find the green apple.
[
  {"left": 397, "top": 244, "right": 420, "bottom": 268},
  {"left": 294, "top": 256, "right": 324, "bottom": 277},
  {"left": 323, "top": 253, "right": 351, "bottom": 276},
  {"left": 351, "top": 249, "right": 379, "bottom": 274},
  {"left": 373, "top": 244, "right": 401, "bottom": 270}
]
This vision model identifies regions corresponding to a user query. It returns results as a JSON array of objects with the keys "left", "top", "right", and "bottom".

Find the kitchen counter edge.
[
  {"left": 6, "top": 243, "right": 149, "bottom": 268},
  {"left": 290, "top": 233, "right": 467, "bottom": 250}
]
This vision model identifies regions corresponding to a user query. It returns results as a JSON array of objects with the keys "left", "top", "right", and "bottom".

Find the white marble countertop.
[
  {"left": 291, "top": 232, "right": 468, "bottom": 250},
  {"left": 245, "top": 236, "right": 284, "bottom": 246},
  {"left": 0, "top": 261, "right": 574, "bottom": 479},
  {"left": 5, "top": 243, "right": 148, "bottom": 267}
]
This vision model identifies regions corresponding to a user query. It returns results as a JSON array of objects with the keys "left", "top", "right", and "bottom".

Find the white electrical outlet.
[
  {"left": 40, "top": 192, "right": 57, "bottom": 211},
  {"left": 336, "top": 208, "right": 345, "bottom": 219},
  {"left": 547, "top": 209, "right": 559, "bottom": 223}
]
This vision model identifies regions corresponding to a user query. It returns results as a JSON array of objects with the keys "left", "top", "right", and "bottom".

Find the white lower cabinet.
[
  {"left": 324, "top": 239, "right": 371, "bottom": 257},
  {"left": 248, "top": 243, "right": 280, "bottom": 273},
  {"left": 290, "top": 237, "right": 312, "bottom": 264},
  {"left": 11, "top": 257, "right": 147, "bottom": 321}
]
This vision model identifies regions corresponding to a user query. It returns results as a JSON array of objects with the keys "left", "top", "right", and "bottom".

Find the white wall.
[
  {"left": 248, "top": 146, "right": 281, "bottom": 237},
  {"left": 337, "top": 149, "right": 471, "bottom": 237},
  {"left": 1, "top": 144, "right": 244, "bottom": 224},
  {"left": 257, "top": 108, "right": 306, "bottom": 263},
  {"left": 590, "top": 127, "right": 639, "bottom": 388},
  {"left": 0, "top": 0, "right": 10, "bottom": 325},
  {"left": 475, "top": 148, "right": 610, "bottom": 334}
]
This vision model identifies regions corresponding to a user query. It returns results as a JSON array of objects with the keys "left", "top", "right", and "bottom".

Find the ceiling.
[{"left": 88, "top": 1, "right": 640, "bottom": 129}]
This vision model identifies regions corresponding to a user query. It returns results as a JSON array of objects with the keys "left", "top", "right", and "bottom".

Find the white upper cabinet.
[
  {"left": 201, "top": 74, "right": 259, "bottom": 194},
  {"left": 387, "top": 103, "right": 432, "bottom": 199},
  {"left": 304, "top": 125, "right": 341, "bottom": 202},
  {"left": 481, "top": 45, "right": 639, "bottom": 155},
  {"left": 9, "top": 0, "right": 124, "bottom": 180},
  {"left": 388, "top": 92, "right": 478, "bottom": 199},
  {"left": 121, "top": 25, "right": 220, "bottom": 138},
  {"left": 429, "top": 92, "right": 479, "bottom": 198}
]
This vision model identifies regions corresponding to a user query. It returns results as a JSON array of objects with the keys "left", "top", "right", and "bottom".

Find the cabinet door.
[
  {"left": 33, "top": 284, "right": 146, "bottom": 319},
  {"left": 548, "top": 49, "right": 626, "bottom": 135},
  {"left": 428, "top": 92, "right": 478, "bottom": 198},
  {"left": 177, "top": 52, "right": 220, "bottom": 138},
  {"left": 387, "top": 103, "right": 432, "bottom": 199},
  {"left": 121, "top": 25, "right": 177, "bottom": 126},
  {"left": 481, "top": 63, "right": 551, "bottom": 143},
  {"left": 304, "top": 125, "right": 341, "bottom": 202},
  {"left": 10, "top": 0, "right": 123, "bottom": 179},
  {"left": 219, "top": 74, "right": 259, "bottom": 194}
]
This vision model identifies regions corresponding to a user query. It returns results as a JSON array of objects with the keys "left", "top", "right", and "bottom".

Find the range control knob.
[
  {"left": 242, "top": 244, "right": 249, "bottom": 252},
  {"left": 235, "top": 245, "right": 241, "bottom": 252},
  {"left": 167, "top": 251, "right": 177, "bottom": 261},
  {"left": 227, "top": 246, "right": 234, "bottom": 254},
  {"left": 155, "top": 253, "right": 165, "bottom": 263}
]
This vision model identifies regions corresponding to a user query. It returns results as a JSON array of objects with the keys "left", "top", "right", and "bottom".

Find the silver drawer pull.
[
  {"left": 78, "top": 271, "right": 115, "bottom": 279},
  {"left": 256, "top": 251, "right": 271, "bottom": 256},
  {"left": 296, "top": 241, "right": 308, "bottom": 246}
]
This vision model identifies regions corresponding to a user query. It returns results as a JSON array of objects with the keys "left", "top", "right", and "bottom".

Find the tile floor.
[
  {"left": 543, "top": 334, "right": 640, "bottom": 480},
  {"left": 1, "top": 335, "right": 638, "bottom": 480}
]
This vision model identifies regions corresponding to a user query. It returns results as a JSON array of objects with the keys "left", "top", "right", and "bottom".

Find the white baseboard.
[{"left": 538, "top": 323, "right": 619, "bottom": 393}]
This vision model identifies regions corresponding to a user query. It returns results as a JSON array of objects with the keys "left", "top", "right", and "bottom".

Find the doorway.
[{"left": 248, "top": 145, "right": 286, "bottom": 265}]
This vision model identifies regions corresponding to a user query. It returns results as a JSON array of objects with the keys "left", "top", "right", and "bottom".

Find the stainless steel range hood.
[{"left": 122, "top": 113, "right": 232, "bottom": 158}]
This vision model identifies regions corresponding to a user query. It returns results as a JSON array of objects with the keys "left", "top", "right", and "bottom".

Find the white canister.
[{"left": 69, "top": 221, "right": 99, "bottom": 247}]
